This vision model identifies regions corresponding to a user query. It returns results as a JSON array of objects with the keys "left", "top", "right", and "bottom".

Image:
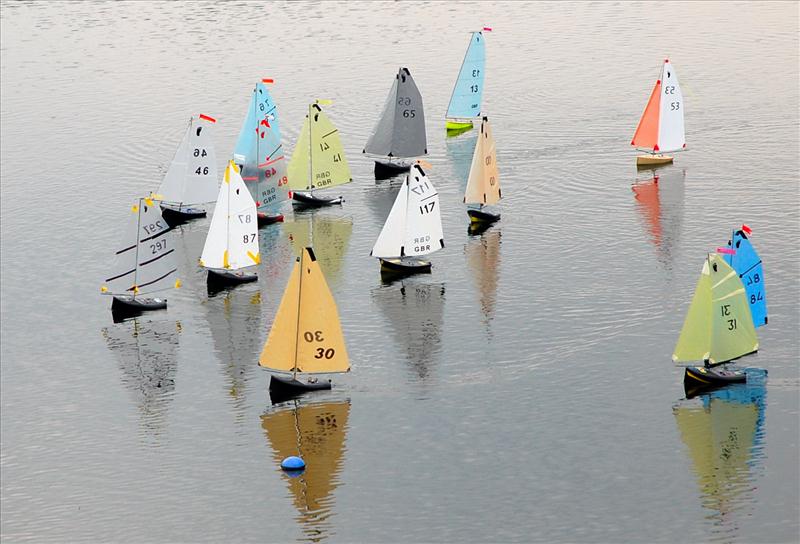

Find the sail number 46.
[{"left": 303, "top": 330, "right": 335, "bottom": 359}]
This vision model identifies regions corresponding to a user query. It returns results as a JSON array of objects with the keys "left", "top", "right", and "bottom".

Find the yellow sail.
[
  {"left": 258, "top": 247, "right": 349, "bottom": 374},
  {"left": 673, "top": 254, "right": 759, "bottom": 364},
  {"left": 261, "top": 400, "right": 350, "bottom": 540},
  {"left": 287, "top": 116, "right": 311, "bottom": 190},
  {"left": 464, "top": 117, "right": 501, "bottom": 205},
  {"left": 673, "top": 259, "right": 713, "bottom": 362},
  {"left": 708, "top": 254, "right": 759, "bottom": 364},
  {"left": 309, "top": 104, "right": 352, "bottom": 190}
]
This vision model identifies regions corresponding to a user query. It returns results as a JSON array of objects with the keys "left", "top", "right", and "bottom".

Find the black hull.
[
  {"left": 684, "top": 365, "right": 746, "bottom": 390},
  {"left": 207, "top": 269, "right": 258, "bottom": 289},
  {"left": 379, "top": 257, "right": 432, "bottom": 279},
  {"left": 111, "top": 296, "right": 167, "bottom": 321},
  {"left": 257, "top": 211, "right": 284, "bottom": 226},
  {"left": 269, "top": 374, "right": 332, "bottom": 402},
  {"left": 467, "top": 208, "right": 501, "bottom": 223},
  {"left": 374, "top": 160, "right": 410, "bottom": 180},
  {"left": 160, "top": 204, "right": 206, "bottom": 227},
  {"left": 291, "top": 191, "right": 343, "bottom": 207}
]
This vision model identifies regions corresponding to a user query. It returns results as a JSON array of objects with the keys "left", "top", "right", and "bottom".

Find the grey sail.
[{"left": 364, "top": 67, "right": 427, "bottom": 159}]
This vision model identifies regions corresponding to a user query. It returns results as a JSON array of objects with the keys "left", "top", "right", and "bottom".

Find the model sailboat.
[
  {"left": 287, "top": 100, "right": 352, "bottom": 207},
  {"left": 363, "top": 67, "right": 427, "bottom": 179},
  {"left": 200, "top": 161, "right": 260, "bottom": 289},
  {"left": 156, "top": 114, "right": 219, "bottom": 225},
  {"left": 445, "top": 28, "right": 490, "bottom": 134},
  {"left": 233, "top": 79, "right": 287, "bottom": 225},
  {"left": 631, "top": 59, "right": 686, "bottom": 166},
  {"left": 102, "top": 196, "right": 180, "bottom": 316},
  {"left": 371, "top": 163, "right": 444, "bottom": 276},
  {"left": 673, "top": 252, "right": 759, "bottom": 388},
  {"left": 723, "top": 224, "right": 767, "bottom": 327},
  {"left": 464, "top": 116, "right": 501, "bottom": 229},
  {"left": 259, "top": 246, "right": 350, "bottom": 395}
]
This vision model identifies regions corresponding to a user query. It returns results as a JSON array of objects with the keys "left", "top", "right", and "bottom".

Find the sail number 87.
[{"left": 303, "top": 330, "right": 335, "bottom": 359}]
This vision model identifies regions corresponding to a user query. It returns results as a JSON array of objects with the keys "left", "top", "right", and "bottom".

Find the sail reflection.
[
  {"left": 464, "top": 229, "right": 502, "bottom": 333},
  {"left": 673, "top": 379, "right": 767, "bottom": 539},
  {"left": 445, "top": 130, "right": 478, "bottom": 191},
  {"left": 283, "top": 210, "right": 352, "bottom": 287},
  {"left": 371, "top": 281, "right": 446, "bottom": 380},
  {"left": 203, "top": 288, "right": 263, "bottom": 416},
  {"left": 101, "top": 318, "right": 181, "bottom": 441},
  {"left": 261, "top": 399, "right": 350, "bottom": 543},
  {"left": 632, "top": 167, "right": 685, "bottom": 269}
]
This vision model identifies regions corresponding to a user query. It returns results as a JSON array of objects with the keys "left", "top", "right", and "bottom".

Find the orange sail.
[{"left": 631, "top": 79, "right": 662, "bottom": 151}]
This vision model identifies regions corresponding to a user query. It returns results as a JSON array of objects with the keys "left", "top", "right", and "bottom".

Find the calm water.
[{"left": 2, "top": 2, "right": 799, "bottom": 542}]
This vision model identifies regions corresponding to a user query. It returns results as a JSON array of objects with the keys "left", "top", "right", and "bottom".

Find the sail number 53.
[{"left": 303, "top": 330, "right": 335, "bottom": 359}]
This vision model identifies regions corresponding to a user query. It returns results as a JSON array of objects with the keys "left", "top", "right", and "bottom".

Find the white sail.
[
  {"left": 658, "top": 60, "right": 685, "bottom": 153},
  {"left": 371, "top": 178, "right": 409, "bottom": 258},
  {"left": 404, "top": 165, "right": 444, "bottom": 257},
  {"left": 157, "top": 115, "right": 219, "bottom": 206},
  {"left": 371, "top": 164, "right": 443, "bottom": 259},
  {"left": 103, "top": 198, "right": 177, "bottom": 296},
  {"left": 200, "top": 162, "right": 260, "bottom": 270}
]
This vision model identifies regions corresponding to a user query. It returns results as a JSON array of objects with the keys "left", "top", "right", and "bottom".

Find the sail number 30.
[{"left": 303, "top": 330, "right": 335, "bottom": 359}]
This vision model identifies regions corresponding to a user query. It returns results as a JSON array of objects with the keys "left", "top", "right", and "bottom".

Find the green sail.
[
  {"left": 673, "top": 254, "right": 758, "bottom": 364},
  {"left": 286, "top": 104, "right": 351, "bottom": 192},
  {"left": 287, "top": 116, "right": 311, "bottom": 190}
]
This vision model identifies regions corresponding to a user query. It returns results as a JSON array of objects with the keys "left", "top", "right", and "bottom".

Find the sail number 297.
[{"left": 303, "top": 330, "right": 335, "bottom": 359}]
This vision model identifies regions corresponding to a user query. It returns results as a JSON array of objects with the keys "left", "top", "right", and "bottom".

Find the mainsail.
[
  {"left": 724, "top": 227, "right": 767, "bottom": 327},
  {"left": 103, "top": 197, "right": 179, "bottom": 296},
  {"left": 631, "top": 59, "right": 686, "bottom": 153},
  {"left": 446, "top": 31, "right": 487, "bottom": 121},
  {"left": 371, "top": 164, "right": 444, "bottom": 258},
  {"left": 157, "top": 115, "right": 219, "bottom": 207},
  {"left": 233, "top": 80, "right": 288, "bottom": 212},
  {"left": 464, "top": 116, "right": 501, "bottom": 205},
  {"left": 287, "top": 103, "right": 352, "bottom": 192},
  {"left": 364, "top": 67, "right": 427, "bottom": 159},
  {"left": 259, "top": 247, "right": 349, "bottom": 375},
  {"left": 200, "top": 161, "right": 260, "bottom": 270},
  {"left": 673, "top": 254, "right": 758, "bottom": 365}
]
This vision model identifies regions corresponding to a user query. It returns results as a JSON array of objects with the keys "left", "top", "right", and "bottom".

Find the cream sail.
[
  {"left": 259, "top": 247, "right": 349, "bottom": 393},
  {"left": 464, "top": 116, "right": 501, "bottom": 228}
]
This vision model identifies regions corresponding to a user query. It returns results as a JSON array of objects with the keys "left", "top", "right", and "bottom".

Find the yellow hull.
[
  {"left": 636, "top": 154, "right": 673, "bottom": 166},
  {"left": 446, "top": 120, "right": 474, "bottom": 131}
]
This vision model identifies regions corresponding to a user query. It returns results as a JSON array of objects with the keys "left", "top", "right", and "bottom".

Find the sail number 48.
[{"left": 303, "top": 330, "right": 335, "bottom": 359}]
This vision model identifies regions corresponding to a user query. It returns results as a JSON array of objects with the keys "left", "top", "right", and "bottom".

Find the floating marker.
[{"left": 281, "top": 456, "right": 305, "bottom": 471}]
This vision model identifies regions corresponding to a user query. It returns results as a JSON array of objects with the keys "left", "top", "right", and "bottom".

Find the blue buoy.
[{"left": 281, "top": 456, "right": 305, "bottom": 471}]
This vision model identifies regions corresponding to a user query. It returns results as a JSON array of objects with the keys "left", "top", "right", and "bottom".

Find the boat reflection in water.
[
  {"left": 203, "top": 288, "right": 263, "bottom": 418},
  {"left": 283, "top": 210, "right": 353, "bottom": 288},
  {"left": 632, "top": 167, "right": 685, "bottom": 270},
  {"left": 101, "top": 318, "right": 181, "bottom": 441},
  {"left": 673, "top": 373, "right": 767, "bottom": 539},
  {"left": 445, "top": 130, "right": 478, "bottom": 192},
  {"left": 261, "top": 399, "right": 350, "bottom": 543},
  {"left": 371, "top": 280, "right": 445, "bottom": 381},
  {"left": 464, "top": 228, "right": 501, "bottom": 334}
]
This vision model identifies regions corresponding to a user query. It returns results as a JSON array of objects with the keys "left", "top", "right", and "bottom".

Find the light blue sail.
[
  {"left": 233, "top": 82, "right": 287, "bottom": 212},
  {"left": 724, "top": 229, "right": 767, "bottom": 327},
  {"left": 446, "top": 31, "right": 486, "bottom": 120}
]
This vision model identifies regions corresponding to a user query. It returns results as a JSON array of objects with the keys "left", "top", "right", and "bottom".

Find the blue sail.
[
  {"left": 233, "top": 81, "right": 287, "bottom": 212},
  {"left": 446, "top": 31, "right": 486, "bottom": 120},
  {"left": 724, "top": 229, "right": 767, "bottom": 327}
]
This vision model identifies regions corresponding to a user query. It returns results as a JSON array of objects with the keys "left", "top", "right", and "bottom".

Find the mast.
[
  {"left": 308, "top": 103, "right": 314, "bottom": 195},
  {"left": 292, "top": 251, "right": 305, "bottom": 380}
]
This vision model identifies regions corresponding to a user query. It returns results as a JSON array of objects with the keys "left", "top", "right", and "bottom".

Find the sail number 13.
[{"left": 303, "top": 330, "right": 335, "bottom": 359}]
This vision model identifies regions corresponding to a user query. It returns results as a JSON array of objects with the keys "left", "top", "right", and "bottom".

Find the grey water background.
[{"left": 1, "top": 1, "right": 798, "bottom": 542}]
